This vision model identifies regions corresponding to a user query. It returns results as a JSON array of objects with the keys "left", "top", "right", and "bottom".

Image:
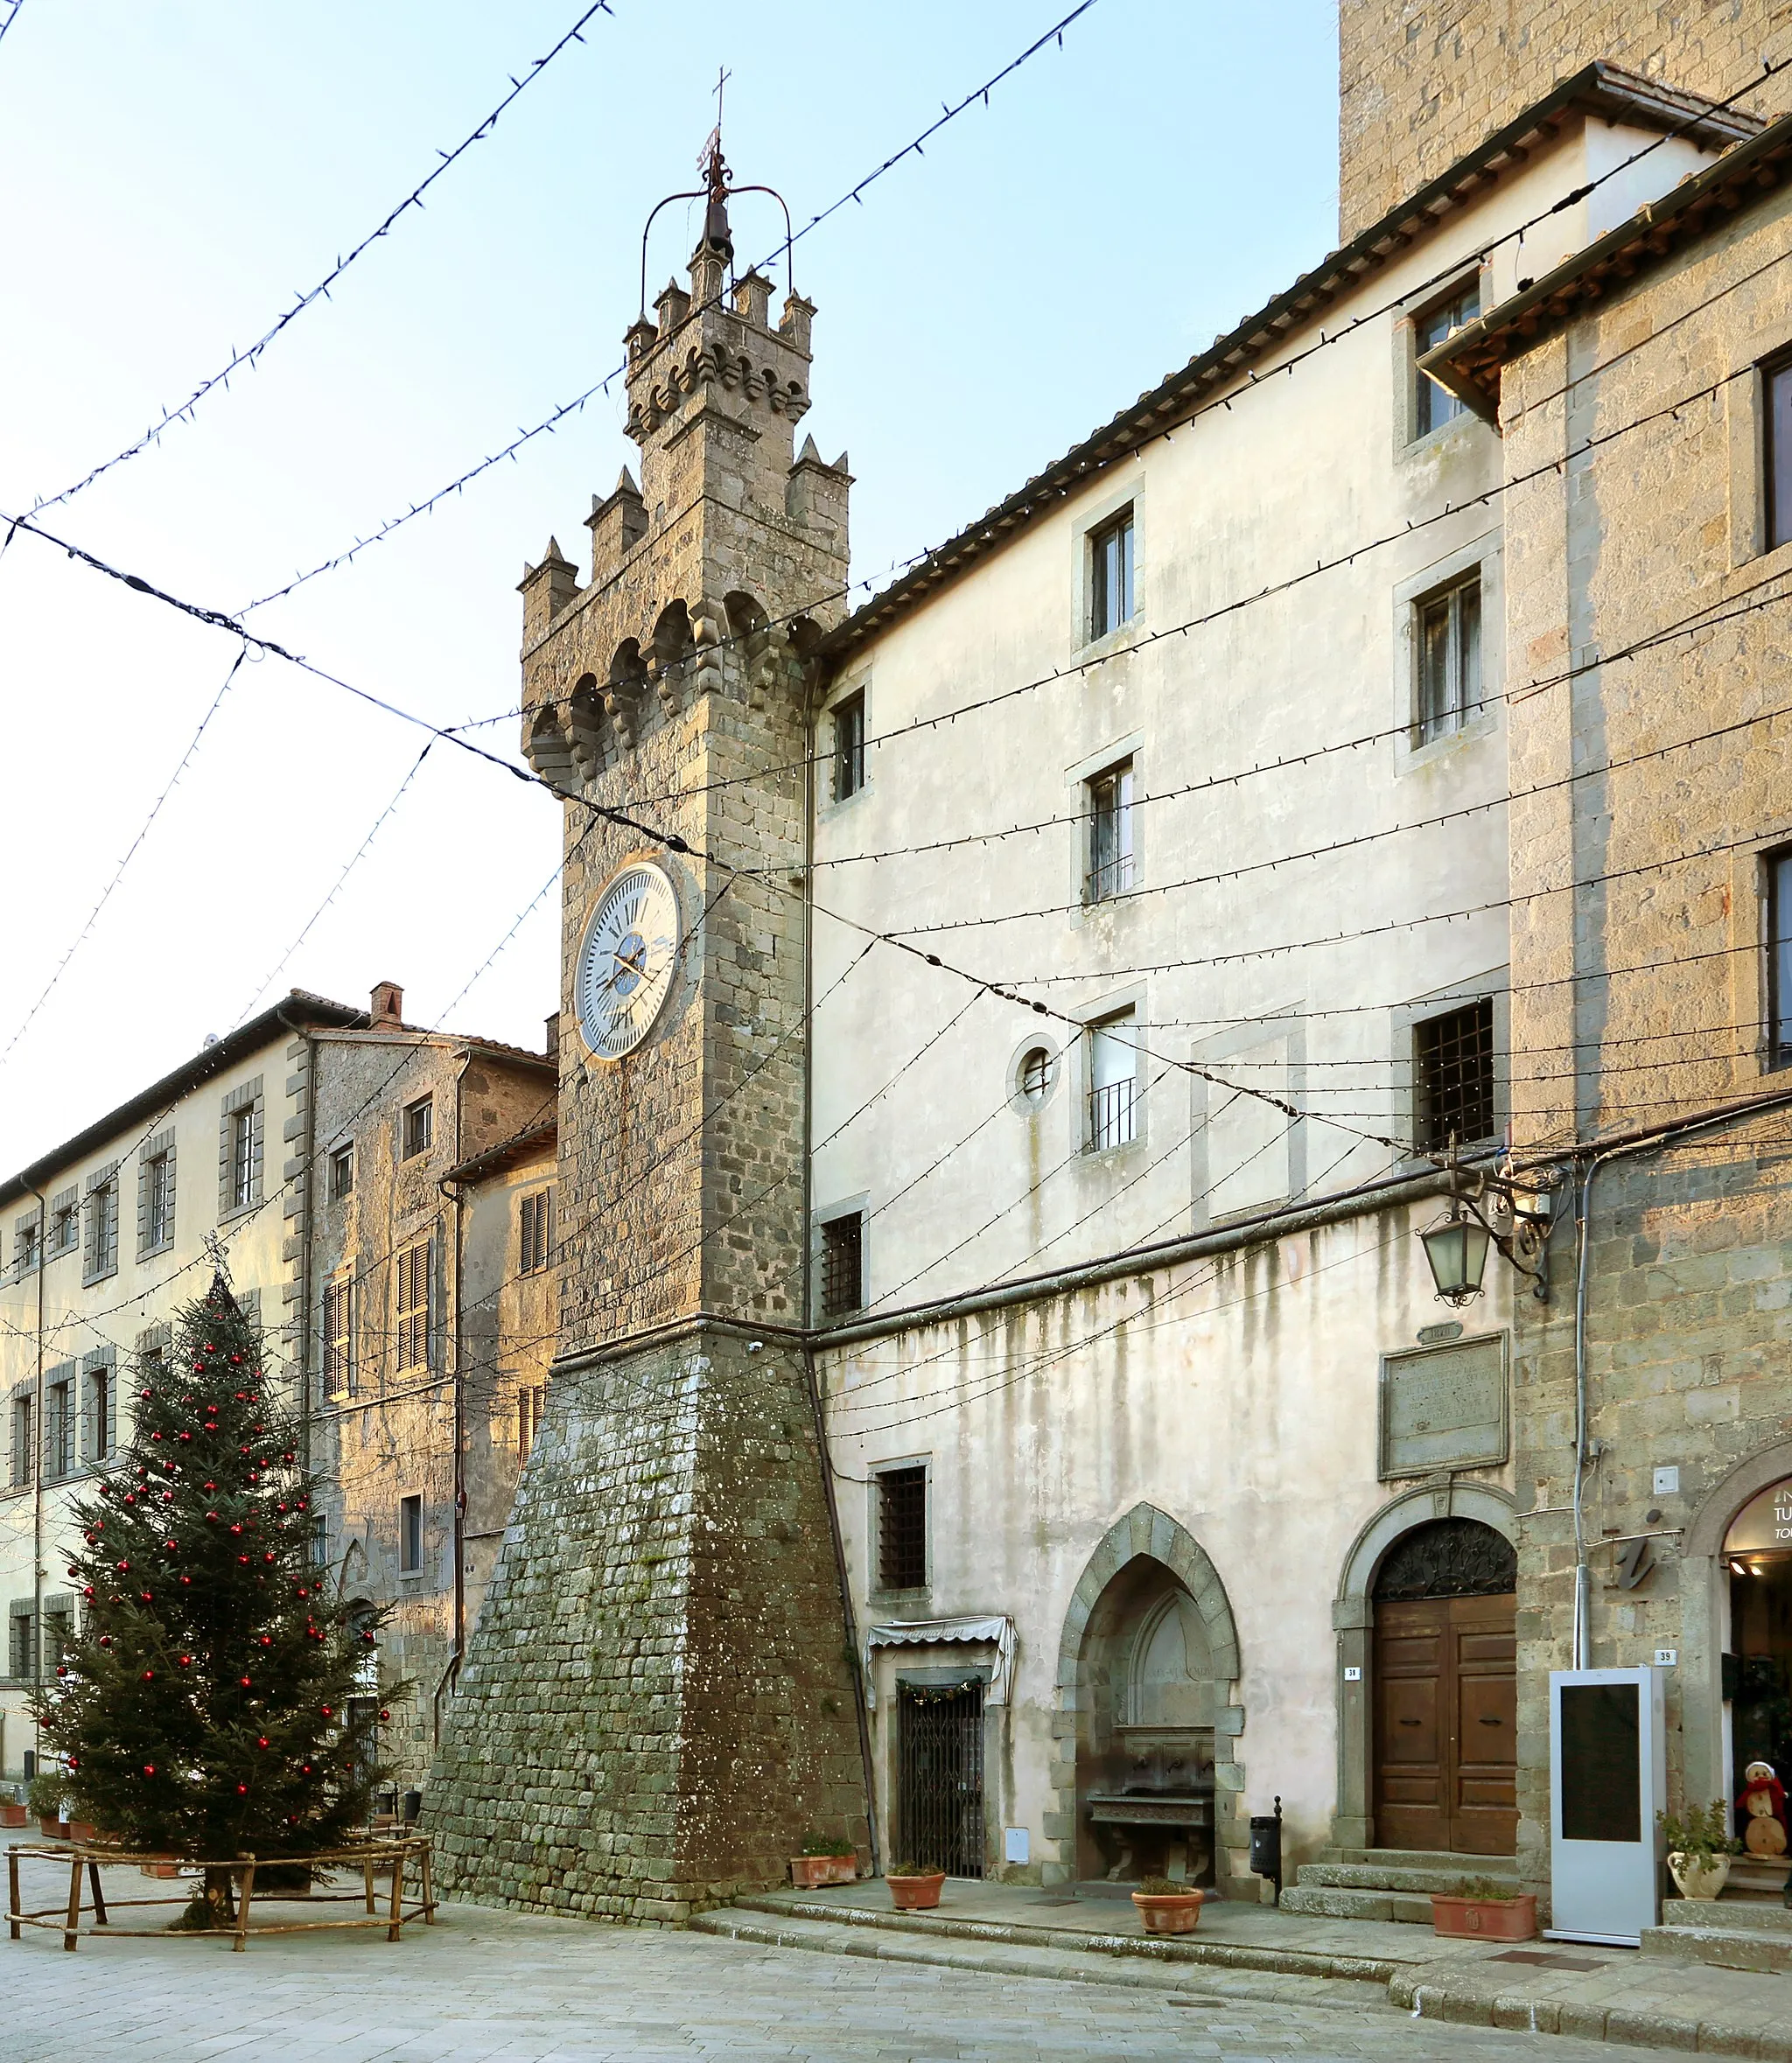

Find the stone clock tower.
[{"left": 428, "top": 152, "right": 869, "bottom": 1921}]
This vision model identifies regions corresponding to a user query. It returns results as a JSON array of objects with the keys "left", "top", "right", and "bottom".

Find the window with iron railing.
[
  {"left": 329, "top": 1144, "right": 354, "bottom": 1201},
  {"left": 878, "top": 1465, "right": 928, "bottom": 1591},
  {"left": 1087, "top": 1011, "right": 1139, "bottom": 1150},
  {"left": 820, "top": 1213, "right": 864, "bottom": 1319},
  {"left": 402, "top": 1096, "right": 433, "bottom": 1160},
  {"left": 1087, "top": 760, "right": 1135, "bottom": 903},
  {"left": 1414, "top": 998, "right": 1496, "bottom": 1152}
]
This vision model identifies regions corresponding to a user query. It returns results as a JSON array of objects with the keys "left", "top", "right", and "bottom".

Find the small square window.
[
  {"left": 1087, "top": 1011, "right": 1138, "bottom": 1150},
  {"left": 402, "top": 1097, "right": 433, "bottom": 1160},
  {"left": 834, "top": 691, "right": 866, "bottom": 801},
  {"left": 877, "top": 1465, "right": 928, "bottom": 1591},
  {"left": 329, "top": 1145, "right": 354, "bottom": 1201},
  {"left": 1086, "top": 760, "right": 1135, "bottom": 903},
  {"left": 519, "top": 1189, "right": 553, "bottom": 1274},
  {"left": 1414, "top": 998, "right": 1496, "bottom": 1152},
  {"left": 1415, "top": 280, "right": 1480, "bottom": 437},
  {"left": 820, "top": 1213, "right": 864, "bottom": 1319},
  {"left": 1767, "top": 847, "right": 1792, "bottom": 1068},
  {"left": 1088, "top": 508, "right": 1134, "bottom": 641},
  {"left": 1414, "top": 574, "right": 1482, "bottom": 746},
  {"left": 1768, "top": 354, "right": 1792, "bottom": 554},
  {"left": 400, "top": 1493, "right": 424, "bottom": 1575}
]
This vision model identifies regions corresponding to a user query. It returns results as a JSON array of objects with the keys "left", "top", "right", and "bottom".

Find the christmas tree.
[{"left": 34, "top": 1274, "right": 396, "bottom": 1926}]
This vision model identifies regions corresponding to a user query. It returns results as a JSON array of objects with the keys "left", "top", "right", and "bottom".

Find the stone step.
[
  {"left": 1662, "top": 1897, "right": 1792, "bottom": 1934},
  {"left": 1642, "top": 1920, "right": 1792, "bottom": 1975},
  {"left": 692, "top": 1889, "right": 1394, "bottom": 2004},
  {"left": 1728, "top": 1857, "right": 1792, "bottom": 1894},
  {"left": 1296, "top": 1860, "right": 1517, "bottom": 1899},
  {"left": 1325, "top": 1848, "right": 1519, "bottom": 1876},
  {"left": 1278, "top": 1885, "right": 1438, "bottom": 1925}
]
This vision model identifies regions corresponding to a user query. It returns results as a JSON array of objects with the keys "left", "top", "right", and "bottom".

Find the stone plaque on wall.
[{"left": 1378, "top": 1332, "right": 1508, "bottom": 1479}]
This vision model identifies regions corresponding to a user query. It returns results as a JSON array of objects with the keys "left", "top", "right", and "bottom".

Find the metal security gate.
[{"left": 897, "top": 1681, "right": 984, "bottom": 1878}]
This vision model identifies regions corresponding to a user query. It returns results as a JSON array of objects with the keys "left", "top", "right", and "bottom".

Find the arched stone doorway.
[
  {"left": 1333, "top": 1484, "right": 1517, "bottom": 1855},
  {"left": 1054, "top": 1505, "right": 1241, "bottom": 1888}
]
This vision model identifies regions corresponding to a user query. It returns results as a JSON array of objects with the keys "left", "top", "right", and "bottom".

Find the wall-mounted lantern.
[{"left": 1418, "top": 1155, "right": 1559, "bottom": 1305}]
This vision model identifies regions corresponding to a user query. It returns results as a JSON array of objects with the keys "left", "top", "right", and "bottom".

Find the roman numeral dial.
[{"left": 575, "top": 862, "right": 682, "bottom": 1059}]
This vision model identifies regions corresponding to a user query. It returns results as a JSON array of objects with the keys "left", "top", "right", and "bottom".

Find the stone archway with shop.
[
  {"left": 1332, "top": 1482, "right": 1517, "bottom": 1852},
  {"left": 1049, "top": 1504, "right": 1242, "bottom": 1890}
]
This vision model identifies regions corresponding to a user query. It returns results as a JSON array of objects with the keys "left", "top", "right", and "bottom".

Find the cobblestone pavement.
[{"left": 0, "top": 1893, "right": 1676, "bottom": 2062}]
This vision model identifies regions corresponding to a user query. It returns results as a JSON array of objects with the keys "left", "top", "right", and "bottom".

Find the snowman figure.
[{"left": 1738, "top": 1761, "right": 1788, "bottom": 1857}]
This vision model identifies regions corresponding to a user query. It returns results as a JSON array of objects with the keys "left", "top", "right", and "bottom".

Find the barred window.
[
  {"left": 323, "top": 1276, "right": 356, "bottom": 1400},
  {"left": 8, "top": 1611, "right": 32, "bottom": 1682},
  {"left": 1415, "top": 998, "right": 1496, "bottom": 1152},
  {"left": 1089, "top": 507, "right": 1134, "bottom": 640},
  {"left": 877, "top": 1465, "right": 928, "bottom": 1591},
  {"left": 1087, "top": 760, "right": 1135, "bottom": 904},
  {"left": 42, "top": 1611, "right": 71, "bottom": 1667},
  {"left": 518, "top": 1382, "right": 546, "bottom": 1463},
  {"left": 1087, "top": 1011, "right": 1138, "bottom": 1150},
  {"left": 395, "top": 1241, "right": 430, "bottom": 1374},
  {"left": 329, "top": 1144, "right": 354, "bottom": 1201},
  {"left": 402, "top": 1097, "right": 433, "bottom": 1160},
  {"left": 49, "top": 1201, "right": 77, "bottom": 1255},
  {"left": 820, "top": 1213, "right": 864, "bottom": 1320},
  {"left": 519, "top": 1189, "right": 553, "bottom": 1274}
]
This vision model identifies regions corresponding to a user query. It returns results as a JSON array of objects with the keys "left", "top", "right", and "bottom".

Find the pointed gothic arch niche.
[
  {"left": 724, "top": 590, "right": 768, "bottom": 641},
  {"left": 1051, "top": 1503, "right": 1241, "bottom": 1889}
]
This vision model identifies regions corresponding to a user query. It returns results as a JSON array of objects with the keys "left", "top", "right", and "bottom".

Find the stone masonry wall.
[
  {"left": 427, "top": 1328, "right": 865, "bottom": 1919},
  {"left": 1338, "top": 0, "right": 1792, "bottom": 240}
]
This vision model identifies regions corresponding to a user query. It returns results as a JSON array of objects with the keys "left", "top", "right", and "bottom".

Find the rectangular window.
[
  {"left": 820, "top": 1213, "right": 864, "bottom": 1320},
  {"left": 1415, "top": 280, "right": 1480, "bottom": 436},
  {"left": 834, "top": 691, "right": 866, "bottom": 801},
  {"left": 13, "top": 1215, "right": 39, "bottom": 1279},
  {"left": 82, "top": 1352, "right": 116, "bottom": 1463},
  {"left": 1088, "top": 507, "right": 1135, "bottom": 641},
  {"left": 84, "top": 1176, "right": 118, "bottom": 1283},
  {"left": 1768, "top": 847, "right": 1792, "bottom": 1068},
  {"left": 877, "top": 1465, "right": 928, "bottom": 1591},
  {"left": 143, "top": 1150, "right": 174, "bottom": 1252},
  {"left": 402, "top": 1097, "right": 433, "bottom": 1160},
  {"left": 8, "top": 1612, "right": 32, "bottom": 1682},
  {"left": 329, "top": 1144, "right": 354, "bottom": 1201},
  {"left": 1086, "top": 760, "right": 1136, "bottom": 903},
  {"left": 1414, "top": 573, "right": 1482, "bottom": 746},
  {"left": 1768, "top": 354, "right": 1792, "bottom": 553},
  {"left": 323, "top": 1276, "right": 357, "bottom": 1401},
  {"left": 10, "top": 1394, "right": 32, "bottom": 1489},
  {"left": 1087, "top": 1010, "right": 1139, "bottom": 1150},
  {"left": 230, "top": 1108, "right": 256, "bottom": 1210},
  {"left": 396, "top": 1241, "right": 431, "bottom": 1374},
  {"left": 49, "top": 1196, "right": 77, "bottom": 1255},
  {"left": 400, "top": 1494, "right": 424, "bottom": 1576},
  {"left": 519, "top": 1190, "right": 553, "bottom": 1275},
  {"left": 518, "top": 1382, "right": 545, "bottom": 1463},
  {"left": 44, "top": 1374, "right": 74, "bottom": 1480},
  {"left": 1415, "top": 997, "right": 1496, "bottom": 1152},
  {"left": 311, "top": 1514, "right": 329, "bottom": 1569},
  {"left": 42, "top": 1611, "right": 71, "bottom": 1668}
]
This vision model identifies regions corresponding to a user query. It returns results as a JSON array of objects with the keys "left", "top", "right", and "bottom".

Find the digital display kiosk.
[{"left": 1547, "top": 1666, "right": 1665, "bottom": 1945}]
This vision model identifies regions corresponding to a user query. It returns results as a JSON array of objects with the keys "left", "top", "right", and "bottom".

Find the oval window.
[{"left": 1019, "top": 1047, "right": 1053, "bottom": 1103}]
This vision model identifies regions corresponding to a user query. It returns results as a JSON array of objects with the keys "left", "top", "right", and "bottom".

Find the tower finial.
[{"left": 699, "top": 66, "right": 733, "bottom": 252}]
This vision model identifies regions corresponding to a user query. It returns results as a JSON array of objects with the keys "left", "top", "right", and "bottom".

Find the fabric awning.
[{"left": 864, "top": 1614, "right": 1014, "bottom": 1709}]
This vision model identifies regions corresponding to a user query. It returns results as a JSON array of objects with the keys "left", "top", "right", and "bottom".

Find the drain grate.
[{"left": 1488, "top": 1950, "right": 1608, "bottom": 1970}]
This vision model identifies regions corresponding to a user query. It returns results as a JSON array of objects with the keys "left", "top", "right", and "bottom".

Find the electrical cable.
[{"left": 32, "top": 1, "right": 620, "bottom": 514}]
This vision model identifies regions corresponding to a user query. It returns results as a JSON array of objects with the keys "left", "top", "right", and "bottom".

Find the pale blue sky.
[{"left": 0, "top": 0, "right": 1338, "bottom": 1171}]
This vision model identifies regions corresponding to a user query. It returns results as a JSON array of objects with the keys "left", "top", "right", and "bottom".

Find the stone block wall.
[
  {"left": 1338, "top": 0, "right": 1792, "bottom": 240},
  {"left": 427, "top": 1326, "right": 866, "bottom": 1919}
]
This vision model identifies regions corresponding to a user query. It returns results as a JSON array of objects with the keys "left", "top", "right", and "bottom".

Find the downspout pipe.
[
  {"left": 1571, "top": 1087, "right": 1792, "bottom": 1668},
  {"left": 275, "top": 1004, "right": 318, "bottom": 1472},
  {"left": 26, "top": 1180, "right": 46, "bottom": 1773},
  {"left": 434, "top": 1054, "right": 471, "bottom": 1744}
]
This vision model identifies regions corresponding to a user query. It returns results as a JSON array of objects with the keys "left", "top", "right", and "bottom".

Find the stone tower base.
[{"left": 426, "top": 1325, "right": 869, "bottom": 1922}]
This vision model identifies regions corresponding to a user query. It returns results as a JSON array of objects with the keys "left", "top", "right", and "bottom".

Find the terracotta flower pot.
[
  {"left": 64, "top": 1822, "right": 95, "bottom": 1844},
  {"left": 1432, "top": 1892, "right": 1537, "bottom": 1941},
  {"left": 139, "top": 1859, "right": 183, "bottom": 1879},
  {"left": 1131, "top": 1890, "right": 1204, "bottom": 1935},
  {"left": 791, "top": 1855, "right": 856, "bottom": 1890},
  {"left": 38, "top": 1816, "right": 61, "bottom": 1839},
  {"left": 0, "top": 1803, "right": 26, "bottom": 1828},
  {"left": 1668, "top": 1851, "right": 1731, "bottom": 1901},
  {"left": 887, "top": 1871, "right": 946, "bottom": 1910}
]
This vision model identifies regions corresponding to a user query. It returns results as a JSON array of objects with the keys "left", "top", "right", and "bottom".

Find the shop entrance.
[
  {"left": 1371, "top": 1518, "right": 1517, "bottom": 1856},
  {"left": 1725, "top": 1477, "right": 1792, "bottom": 1850}
]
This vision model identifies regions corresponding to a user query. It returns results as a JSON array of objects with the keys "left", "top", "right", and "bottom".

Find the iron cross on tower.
[{"left": 700, "top": 65, "right": 732, "bottom": 197}]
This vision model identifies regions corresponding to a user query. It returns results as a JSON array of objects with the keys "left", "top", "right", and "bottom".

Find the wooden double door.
[{"left": 1373, "top": 1592, "right": 1517, "bottom": 1855}]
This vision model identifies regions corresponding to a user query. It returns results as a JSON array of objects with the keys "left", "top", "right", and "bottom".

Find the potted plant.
[
  {"left": 791, "top": 1836, "right": 858, "bottom": 1890},
  {"left": 1130, "top": 1874, "right": 1204, "bottom": 1935},
  {"left": 0, "top": 1784, "right": 26, "bottom": 1829},
  {"left": 1659, "top": 1801, "right": 1740, "bottom": 1901},
  {"left": 26, "top": 1770, "right": 68, "bottom": 1838},
  {"left": 885, "top": 1860, "right": 946, "bottom": 1911},
  {"left": 1432, "top": 1876, "right": 1538, "bottom": 1941}
]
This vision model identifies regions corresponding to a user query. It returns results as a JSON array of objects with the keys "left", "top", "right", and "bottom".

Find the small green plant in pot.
[
  {"left": 1659, "top": 1801, "right": 1740, "bottom": 1901},
  {"left": 791, "top": 1833, "right": 858, "bottom": 1888},
  {"left": 26, "top": 1770, "right": 71, "bottom": 1833},
  {"left": 1432, "top": 1875, "right": 1537, "bottom": 1941}
]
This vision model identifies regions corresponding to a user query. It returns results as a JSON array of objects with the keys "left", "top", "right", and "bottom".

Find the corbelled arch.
[{"left": 1047, "top": 1503, "right": 1242, "bottom": 1888}]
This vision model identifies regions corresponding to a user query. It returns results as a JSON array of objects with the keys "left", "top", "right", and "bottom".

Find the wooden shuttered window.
[
  {"left": 323, "top": 1276, "right": 356, "bottom": 1400},
  {"left": 396, "top": 1240, "right": 431, "bottom": 1374},
  {"left": 519, "top": 1189, "right": 553, "bottom": 1274}
]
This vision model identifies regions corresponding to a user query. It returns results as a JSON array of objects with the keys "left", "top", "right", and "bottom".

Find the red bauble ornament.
[
  {"left": 180, "top": 1576, "right": 192, "bottom": 1586},
  {"left": 178, "top": 1432, "right": 191, "bottom": 1444},
  {"left": 65, "top": 1758, "right": 77, "bottom": 1770},
  {"left": 178, "top": 1654, "right": 192, "bottom": 1667},
  {"left": 260, "top": 1634, "right": 272, "bottom": 1647},
  {"left": 257, "top": 1737, "right": 269, "bottom": 1750},
  {"left": 138, "top": 1388, "right": 152, "bottom": 1400},
  {"left": 378, "top": 1710, "right": 390, "bottom": 1724},
  {"left": 164, "top": 1540, "right": 177, "bottom": 1551},
  {"left": 206, "top": 1513, "right": 219, "bottom": 1524},
  {"left": 150, "top": 1432, "right": 163, "bottom": 1443},
  {"left": 236, "top": 1783, "right": 247, "bottom": 1795},
  {"left": 143, "top": 1766, "right": 154, "bottom": 1777},
  {"left": 229, "top": 1523, "right": 242, "bottom": 1536},
  {"left": 142, "top": 1669, "right": 154, "bottom": 1681},
  {"left": 240, "top": 1675, "right": 252, "bottom": 1689},
  {"left": 82, "top": 1586, "right": 94, "bottom": 1599},
  {"left": 55, "top": 1665, "right": 66, "bottom": 1678},
  {"left": 116, "top": 1560, "right": 130, "bottom": 1571},
  {"left": 98, "top": 1635, "right": 110, "bottom": 1648},
  {"left": 204, "top": 1481, "right": 216, "bottom": 1492},
  {"left": 262, "top": 1551, "right": 275, "bottom": 1564},
  {"left": 320, "top": 1705, "right": 332, "bottom": 1717},
  {"left": 139, "top": 1591, "right": 153, "bottom": 1603}
]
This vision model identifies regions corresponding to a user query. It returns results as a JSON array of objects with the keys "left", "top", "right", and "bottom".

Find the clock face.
[{"left": 575, "top": 862, "right": 682, "bottom": 1059}]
